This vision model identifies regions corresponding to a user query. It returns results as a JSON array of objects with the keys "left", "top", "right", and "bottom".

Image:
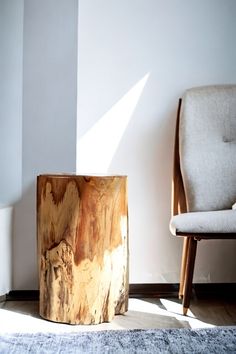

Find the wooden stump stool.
[{"left": 37, "top": 174, "right": 129, "bottom": 324}]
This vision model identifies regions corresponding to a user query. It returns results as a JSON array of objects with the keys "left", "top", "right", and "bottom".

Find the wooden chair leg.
[
  {"left": 182, "top": 238, "right": 197, "bottom": 316},
  {"left": 179, "top": 237, "right": 190, "bottom": 299}
]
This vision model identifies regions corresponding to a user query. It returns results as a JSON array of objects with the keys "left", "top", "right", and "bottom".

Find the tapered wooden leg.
[
  {"left": 179, "top": 237, "right": 190, "bottom": 299},
  {"left": 182, "top": 238, "right": 197, "bottom": 316}
]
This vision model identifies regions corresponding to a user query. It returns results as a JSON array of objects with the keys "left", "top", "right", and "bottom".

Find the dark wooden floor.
[{"left": 0, "top": 296, "right": 235, "bottom": 332}]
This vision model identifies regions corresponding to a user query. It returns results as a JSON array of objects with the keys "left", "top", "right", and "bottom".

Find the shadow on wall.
[{"left": 12, "top": 181, "right": 38, "bottom": 290}]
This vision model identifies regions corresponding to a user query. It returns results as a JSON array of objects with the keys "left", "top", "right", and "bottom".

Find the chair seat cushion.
[{"left": 170, "top": 209, "right": 236, "bottom": 236}]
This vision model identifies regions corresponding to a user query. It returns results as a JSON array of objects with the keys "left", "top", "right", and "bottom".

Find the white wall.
[
  {"left": 77, "top": 0, "right": 236, "bottom": 283},
  {"left": 3, "top": 0, "right": 236, "bottom": 290},
  {"left": 12, "top": 0, "right": 78, "bottom": 289},
  {"left": 0, "top": 207, "right": 13, "bottom": 295},
  {"left": 0, "top": 0, "right": 23, "bottom": 207},
  {"left": 0, "top": 0, "right": 23, "bottom": 294}
]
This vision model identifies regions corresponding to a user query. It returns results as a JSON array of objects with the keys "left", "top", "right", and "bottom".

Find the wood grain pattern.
[
  {"left": 171, "top": 99, "right": 189, "bottom": 302},
  {"left": 172, "top": 99, "right": 187, "bottom": 217},
  {"left": 37, "top": 174, "right": 129, "bottom": 324}
]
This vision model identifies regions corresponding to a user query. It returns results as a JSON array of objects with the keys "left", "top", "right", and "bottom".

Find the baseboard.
[
  {"left": 129, "top": 283, "right": 179, "bottom": 298},
  {"left": 6, "top": 290, "right": 39, "bottom": 301},
  {"left": 5, "top": 283, "right": 236, "bottom": 301},
  {"left": 130, "top": 283, "right": 236, "bottom": 299}
]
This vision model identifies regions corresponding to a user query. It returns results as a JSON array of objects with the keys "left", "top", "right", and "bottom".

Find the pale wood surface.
[
  {"left": 178, "top": 237, "right": 190, "bottom": 299},
  {"left": 37, "top": 174, "right": 129, "bottom": 324},
  {"left": 172, "top": 99, "right": 189, "bottom": 302},
  {"left": 172, "top": 99, "right": 187, "bottom": 217}
]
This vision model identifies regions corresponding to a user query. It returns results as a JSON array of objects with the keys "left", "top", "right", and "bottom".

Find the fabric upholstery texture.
[
  {"left": 170, "top": 209, "right": 236, "bottom": 235},
  {"left": 179, "top": 85, "right": 236, "bottom": 212}
]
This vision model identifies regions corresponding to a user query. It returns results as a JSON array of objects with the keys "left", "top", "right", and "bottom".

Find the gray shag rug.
[{"left": 0, "top": 327, "right": 236, "bottom": 353}]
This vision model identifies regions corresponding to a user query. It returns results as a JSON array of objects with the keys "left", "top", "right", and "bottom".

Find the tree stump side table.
[{"left": 37, "top": 174, "right": 129, "bottom": 325}]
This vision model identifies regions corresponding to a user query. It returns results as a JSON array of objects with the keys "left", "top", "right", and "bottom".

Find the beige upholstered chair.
[{"left": 170, "top": 85, "right": 236, "bottom": 315}]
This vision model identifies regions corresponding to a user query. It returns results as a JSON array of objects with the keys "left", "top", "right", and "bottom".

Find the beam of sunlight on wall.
[{"left": 76, "top": 73, "right": 150, "bottom": 174}]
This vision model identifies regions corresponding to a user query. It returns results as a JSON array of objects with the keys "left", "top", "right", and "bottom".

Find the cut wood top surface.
[{"left": 37, "top": 173, "right": 127, "bottom": 178}]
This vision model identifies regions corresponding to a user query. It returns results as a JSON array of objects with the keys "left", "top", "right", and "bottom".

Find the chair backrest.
[{"left": 179, "top": 85, "right": 236, "bottom": 212}]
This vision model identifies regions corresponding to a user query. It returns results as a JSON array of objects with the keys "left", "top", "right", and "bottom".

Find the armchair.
[{"left": 170, "top": 85, "right": 236, "bottom": 315}]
